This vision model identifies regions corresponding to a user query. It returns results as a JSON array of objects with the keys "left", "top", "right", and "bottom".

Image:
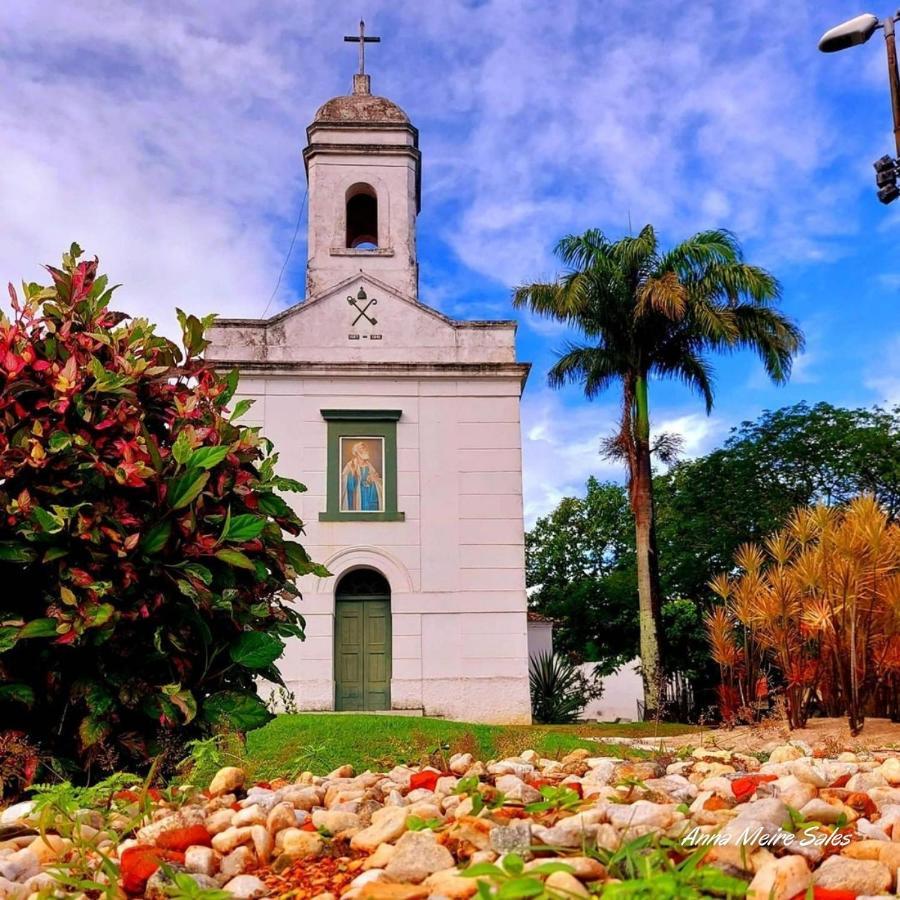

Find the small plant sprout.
[
  {"left": 461, "top": 852, "right": 574, "bottom": 900},
  {"left": 406, "top": 815, "right": 444, "bottom": 832},
  {"left": 525, "top": 785, "right": 583, "bottom": 816}
]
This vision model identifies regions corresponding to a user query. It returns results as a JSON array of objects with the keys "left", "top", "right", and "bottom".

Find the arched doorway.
[{"left": 334, "top": 568, "right": 391, "bottom": 711}]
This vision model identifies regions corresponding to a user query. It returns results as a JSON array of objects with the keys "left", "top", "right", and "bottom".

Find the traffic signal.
[{"left": 874, "top": 155, "right": 900, "bottom": 204}]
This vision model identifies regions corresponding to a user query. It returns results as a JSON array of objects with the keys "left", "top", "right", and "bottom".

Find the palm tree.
[{"left": 514, "top": 225, "right": 804, "bottom": 718}]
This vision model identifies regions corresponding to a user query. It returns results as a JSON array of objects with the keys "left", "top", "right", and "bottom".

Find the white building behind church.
[{"left": 207, "top": 65, "right": 533, "bottom": 723}]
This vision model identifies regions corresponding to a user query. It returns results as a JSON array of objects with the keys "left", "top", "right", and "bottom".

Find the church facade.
[{"left": 207, "top": 65, "right": 533, "bottom": 723}]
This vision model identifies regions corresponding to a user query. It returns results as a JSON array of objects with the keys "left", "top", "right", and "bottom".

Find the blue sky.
[{"left": 2, "top": 1, "right": 899, "bottom": 522}]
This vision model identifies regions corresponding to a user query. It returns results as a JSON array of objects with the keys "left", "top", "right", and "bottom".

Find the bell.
[{"left": 357, "top": 287, "right": 367, "bottom": 301}]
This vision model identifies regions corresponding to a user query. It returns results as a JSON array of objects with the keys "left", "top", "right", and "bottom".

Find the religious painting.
[{"left": 339, "top": 436, "right": 385, "bottom": 512}]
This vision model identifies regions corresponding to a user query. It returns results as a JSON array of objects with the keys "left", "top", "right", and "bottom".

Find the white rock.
[
  {"left": 312, "top": 810, "right": 362, "bottom": 834},
  {"left": 383, "top": 830, "right": 455, "bottom": 883},
  {"left": 449, "top": 753, "right": 474, "bottom": 775},
  {"left": 350, "top": 805, "right": 408, "bottom": 852},
  {"left": 233, "top": 804, "right": 266, "bottom": 827},
  {"left": 813, "top": 856, "right": 892, "bottom": 895},
  {"left": 280, "top": 828, "right": 324, "bottom": 859},
  {"left": 0, "top": 848, "right": 39, "bottom": 882},
  {"left": 768, "top": 745, "right": 804, "bottom": 764},
  {"left": 209, "top": 766, "right": 245, "bottom": 797},
  {"left": 220, "top": 845, "right": 255, "bottom": 880},
  {"left": 242, "top": 788, "right": 279, "bottom": 812},
  {"left": 878, "top": 756, "right": 900, "bottom": 785},
  {"left": 0, "top": 802, "right": 35, "bottom": 825},
  {"left": 799, "top": 799, "right": 848, "bottom": 825},
  {"left": 206, "top": 807, "right": 235, "bottom": 835},
  {"left": 251, "top": 824, "right": 273, "bottom": 864},
  {"left": 222, "top": 874, "right": 268, "bottom": 898},
  {"left": 494, "top": 775, "right": 541, "bottom": 804},
  {"left": 746, "top": 855, "right": 810, "bottom": 900},
  {"left": 212, "top": 826, "right": 254, "bottom": 854},
  {"left": 185, "top": 845, "right": 218, "bottom": 876},
  {"left": 266, "top": 801, "right": 297, "bottom": 834},
  {"left": 607, "top": 801, "right": 678, "bottom": 830}
]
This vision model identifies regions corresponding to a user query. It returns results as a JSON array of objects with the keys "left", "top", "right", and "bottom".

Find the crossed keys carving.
[{"left": 348, "top": 287, "right": 378, "bottom": 326}]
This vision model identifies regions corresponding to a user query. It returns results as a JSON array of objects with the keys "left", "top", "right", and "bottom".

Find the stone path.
[{"left": 2, "top": 741, "right": 900, "bottom": 898}]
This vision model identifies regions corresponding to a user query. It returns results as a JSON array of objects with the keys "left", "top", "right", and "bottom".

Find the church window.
[
  {"left": 346, "top": 184, "right": 378, "bottom": 249},
  {"left": 320, "top": 409, "right": 404, "bottom": 522}
]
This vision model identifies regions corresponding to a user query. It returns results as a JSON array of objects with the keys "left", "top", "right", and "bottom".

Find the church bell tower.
[{"left": 303, "top": 21, "right": 421, "bottom": 299}]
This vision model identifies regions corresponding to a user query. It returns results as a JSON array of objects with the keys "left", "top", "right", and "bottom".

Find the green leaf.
[
  {"left": 503, "top": 854, "right": 524, "bottom": 875},
  {"left": 230, "top": 398, "right": 253, "bottom": 421},
  {"left": 495, "top": 878, "right": 545, "bottom": 899},
  {"left": 18, "top": 618, "right": 60, "bottom": 639},
  {"left": 0, "top": 541, "right": 37, "bottom": 563},
  {"left": 43, "top": 546, "right": 69, "bottom": 562},
  {"left": 85, "top": 603, "right": 115, "bottom": 628},
  {"left": 215, "top": 548, "right": 256, "bottom": 571},
  {"left": 183, "top": 562, "right": 213, "bottom": 586},
  {"left": 202, "top": 690, "right": 271, "bottom": 731},
  {"left": 224, "top": 514, "right": 266, "bottom": 543},
  {"left": 0, "top": 684, "right": 35, "bottom": 706},
  {"left": 272, "top": 475, "right": 307, "bottom": 493},
  {"left": 79, "top": 715, "right": 111, "bottom": 748},
  {"left": 32, "top": 506, "right": 64, "bottom": 534},
  {"left": 461, "top": 864, "right": 506, "bottom": 879},
  {"left": 257, "top": 492, "right": 293, "bottom": 518},
  {"left": 48, "top": 431, "right": 72, "bottom": 452},
  {"left": 162, "top": 683, "right": 198, "bottom": 724},
  {"left": 172, "top": 430, "right": 193, "bottom": 465},
  {"left": 216, "top": 368, "right": 240, "bottom": 407},
  {"left": 0, "top": 626, "right": 20, "bottom": 652},
  {"left": 140, "top": 520, "right": 171, "bottom": 555},
  {"left": 188, "top": 445, "right": 230, "bottom": 471},
  {"left": 167, "top": 470, "right": 210, "bottom": 510},
  {"left": 229, "top": 632, "right": 285, "bottom": 668}
]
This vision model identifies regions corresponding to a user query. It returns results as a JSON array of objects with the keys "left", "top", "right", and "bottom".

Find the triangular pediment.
[
  {"left": 250, "top": 273, "right": 514, "bottom": 366},
  {"left": 208, "top": 273, "right": 521, "bottom": 369},
  {"left": 270, "top": 272, "right": 455, "bottom": 331}
]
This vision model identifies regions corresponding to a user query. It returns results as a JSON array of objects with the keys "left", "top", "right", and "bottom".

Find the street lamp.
[{"left": 819, "top": 11, "right": 900, "bottom": 203}]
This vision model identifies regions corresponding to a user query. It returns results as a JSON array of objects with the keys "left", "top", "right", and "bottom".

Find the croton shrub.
[{"left": 0, "top": 245, "right": 323, "bottom": 794}]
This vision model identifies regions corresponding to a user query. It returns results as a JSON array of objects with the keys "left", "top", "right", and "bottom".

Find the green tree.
[
  {"left": 526, "top": 478, "right": 637, "bottom": 670},
  {"left": 514, "top": 226, "right": 802, "bottom": 716},
  {"left": 655, "top": 402, "right": 900, "bottom": 605}
]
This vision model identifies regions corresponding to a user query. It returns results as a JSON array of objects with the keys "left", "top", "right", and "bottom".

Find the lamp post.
[{"left": 819, "top": 11, "right": 900, "bottom": 202}]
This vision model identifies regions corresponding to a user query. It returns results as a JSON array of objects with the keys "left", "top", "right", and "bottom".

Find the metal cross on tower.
[{"left": 344, "top": 19, "right": 380, "bottom": 76}]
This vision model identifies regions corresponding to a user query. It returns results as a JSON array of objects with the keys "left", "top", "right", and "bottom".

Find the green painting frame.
[{"left": 319, "top": 409, "right": 405, "bottom": 522}]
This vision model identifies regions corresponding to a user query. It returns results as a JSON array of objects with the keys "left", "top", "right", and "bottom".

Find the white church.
[{"left": 207, "top": 35, "right": 535, "bottom": 723}]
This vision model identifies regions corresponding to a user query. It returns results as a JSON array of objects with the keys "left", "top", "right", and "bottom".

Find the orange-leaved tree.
[{"left": 707, "top": 496, "right": 900, "bottom": 734}]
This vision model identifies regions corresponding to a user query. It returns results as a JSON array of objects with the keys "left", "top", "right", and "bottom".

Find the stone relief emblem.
[{"left": 347, "top": 286, "right": 382, "bottom": 340}]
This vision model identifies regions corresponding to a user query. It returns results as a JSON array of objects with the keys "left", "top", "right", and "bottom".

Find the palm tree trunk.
[{"left": 629, "top": 373, "right": 665, "bottom": 719}]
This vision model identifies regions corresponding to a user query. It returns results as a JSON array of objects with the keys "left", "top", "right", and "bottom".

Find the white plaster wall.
[
  {"left": 527, "top": 622, "right": 553, "bottom": 662},
  {"left": 238, "top": 372, "right": 532, "bottom": 724},
  {"left": 579, "top": 659, "right": 643, "bottom": 722}
]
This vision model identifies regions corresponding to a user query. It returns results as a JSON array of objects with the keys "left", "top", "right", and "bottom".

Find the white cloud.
[
  {"left": 0, "top": 0, "right": 869, "bottom": 337},
  {"left": 865, "top": 333, "right": 900, "bottom": 405},
  {"left": 521, "top": 389, "right": 727, "bottom": 525}
]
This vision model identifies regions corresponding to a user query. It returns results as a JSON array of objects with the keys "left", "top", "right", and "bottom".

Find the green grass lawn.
[{"left": 242, "top": 714, "right": 693, "bottom": 780}]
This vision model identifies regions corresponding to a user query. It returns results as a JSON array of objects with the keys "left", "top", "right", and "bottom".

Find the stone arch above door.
[{"left": 314, "top": 545, "right": 414, "bottom": 596}]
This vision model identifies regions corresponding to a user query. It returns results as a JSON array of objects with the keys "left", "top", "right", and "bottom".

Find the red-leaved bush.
[{"left": 0, "top": 244, "right": 322, "bottom": 790}]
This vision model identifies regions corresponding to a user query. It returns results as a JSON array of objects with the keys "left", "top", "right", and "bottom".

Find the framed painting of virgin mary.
[
  {"left": 339, "top": 436, "right": 385, "bottom": 512},
  {"left": 319, "top": 409, "right": 404, "bottom": 522}
]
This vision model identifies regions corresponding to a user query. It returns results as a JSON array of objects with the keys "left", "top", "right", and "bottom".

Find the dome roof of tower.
[{"left": 314, "top": 92, "right": 409, "bottom": 124}]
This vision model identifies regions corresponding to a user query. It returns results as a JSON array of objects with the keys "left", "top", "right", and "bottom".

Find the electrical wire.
[{"left": 262, "top": 185, "right": 309, "bottom": 318}]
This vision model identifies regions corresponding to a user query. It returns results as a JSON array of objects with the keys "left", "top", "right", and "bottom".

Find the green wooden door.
[{"left": 335, "top": 596, "right": 391, "bottom": 711}]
